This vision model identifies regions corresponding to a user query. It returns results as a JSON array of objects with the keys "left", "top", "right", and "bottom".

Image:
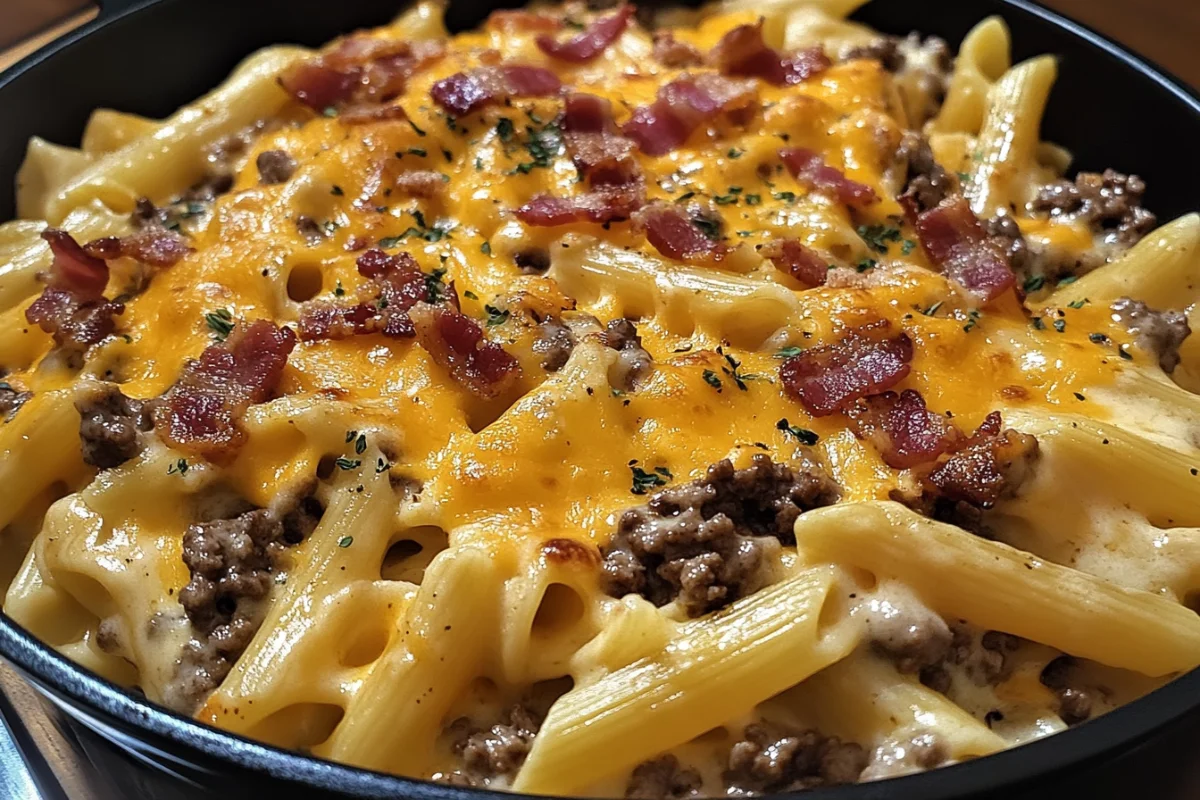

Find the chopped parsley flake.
[
  {"left": 345, "top": 430, "right": 357, "bottom": 443},
  {"left": 1067, "top": 298, "right": 1089, "bottom": 309},
  {"left": 721, "top": 351, "right": 763, "bottom": 391},
  {"left": 378, "top": 235, "right": 404, "bottom": 249},
  {"left": 322, "top": 106, "right": 338, "bottom": 118},
  {"left": 354, "top": 433, "right": 367, "bottom": 455},
  {"left": 463, "top": 290, "right": 478, "bottom": 300},
  {"left": 167, "top": 458, "right": 189, "bottom": 476},
  {"left": 630, "top": 464, "right": 670, "bottom": 495},
  {"left": 1053, "top": 319, "right": 1066, "bottom": 333},
  {"left": 334, "top": 280, "right": 345, "bottom": 297},
  {"left": 772, "top": 191, "right": 796, "bottom": 203},
  {"left": 408, "top": 119, "right": 426, "bottom": 136},
  {"left": 1057, "top": 275, "right": 1079, "bottom": 286},
  {"left": 204, "top": 308, "right": 234, "bottom": 341},
  {"left": 727, "top": 147, "right": 744, "bottom": 159},
  {"left": 334, "top": 457, "right": 361, "bottom": 471},
  {"left": 856, "top": 258, "right": 877, "bottom": 273},
  {"left": 484, "top": 304, "right": 510, "bottom": 326},
  {"left": 338, "top": 536, "right": 354, "bottom": 548},
  {"left": 775, "top": 346, "right": 803, "bottom": 359},
  {"left": 1032, "top": 317, "right": 1046, "bottom": 330},
  {"left": 1073, "top": 392, "right": 1086, "bottom": 401},
  {"left": 406, "top": 146, "right": 427, "bottom": 157},
  {"left": 1088, "top": 332, "right": 1108, "bottom": 344},
  {"left": 376, "top": 457, "right": 390, "bottom": 474},
  {"left": 744, "top": 194, "right": 762, "bottom": 206},
  {"left": 702, "top": 369, "right": 723, "bottom": 391},
  {"left": 691, "top": 216, "right": 722, "bottom": 241},
  {"left": 776, "top": 418, "right": 819, "bottom": 446},
  {"left": 1023, "top": 275, "right": 1045, "bottom": 293},
  {"left": 857, "top": 223, "right": 902, "bottom": 254},
  {"left": 425, "top": 267, "right": 448, "bottom": 302},
  {"left": 922, "top": 301, "right": 944, "bottom": 317},
  {"left": 1118, "top": 345, "right": 1133, "bottom": 360},
  {"left": 481, "top": 241, "right": 492, "bottom": 255},
  {"left": 674, "top": 191, "right": 696, "bottom": 203},
  {"left": 330, "top": 185, "right": 344, "bottom": 196},
  {"left": 901, "top": 239, "right": 916, "bottom": 256},
  {"left": 713, "top": 194, "right": 738, "bottom": 205},
  {"left": 963, "top": 309, "right": 981, "bottom": 332}
]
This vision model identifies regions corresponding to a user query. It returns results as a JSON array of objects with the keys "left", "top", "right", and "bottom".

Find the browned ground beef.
[
  {"left": 0, "top": 383, "right": 32, "bottom": 422},
  {"left": 533, "top": 318, "right": 576, "bottom": 372},
  {"left": 601, "top": 454, "right": 840, "bottom": 617},
  {"left": 1030, "top": 169, "right": 1157, "bottom": 250},
  {"left": 604, "top": 318, "right": 652, "bottom": 390},
  {"left": 897, "top": 132, "right": 956, "bottom": 214},
  {"left": 984, "top": 212, "right": 1030, "bottom": 274},
  {"left": 841, "top": 37, "right": 904, "bottom": 71},
  {"left": 724, "top": 723, "right": 867, "bottom": 794},
  {"left": 920, "top": 627, "right": 1021, "bottom": 694},
  {"left": 165, "top": 495, "right": 321, "bottom": 712},
  {"left": 440, "top": 705, "right": 541, "bottom": 786},
  {"left": 1040, "top": 656, "right": 1095, "bottom": 726},
  {"left": 846, "top": 34, "right": 951, "bottom": 125},
  {"left": 75, "top": 383, "right": 154, "bottom": 469},
  {"left": 626, "top": 756, "right": 702, "bottom": 799},
  {"left": 295, "top": 215, "right": 326, "bottom": 246},
  {"left": 255, "top": 149, "right": 297, "bottom": 184},
  {"left": 866, "top": 600, "right": 953, "bottom": 674},
  {"left": 1110, "top": 297, "right": 1191, "bottom": 373}
]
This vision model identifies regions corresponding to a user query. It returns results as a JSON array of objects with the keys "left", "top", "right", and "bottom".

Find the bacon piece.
[
  {"left": 652, "top": 31, "right": 703, "bottom": 67},
  {"left": 914, "top": 196, "right": 1016, "bottom": 303},
  {"left": 410, "top": 303, "right": 521, "bottom": 398},
  {"left": 280, "top": 36, "right": 444, "bottom": 111},
  {"left": 154, "top": 320, "right": 296, "bottom": 462},
  {"left": 927, "top": 414, "right": 1039, "bottom": 508},
  {"left": 624, "top": 74, "right": 758, "bottom": 156},
  {"left": 298, "top": 249, "right": 433, "bottom": 341},
  {"left": 779, "top": 321, "right": 913, "bottom": 417},
  {"left": 709, "top": 22, "right": 830, "bottom": 86},
  {"left": 632, "top": 202, "right": 728, "bottom": 262},
  {"left": 536, "top": 5, "right": 634, "bottom": 63},
  {"left": 516, "top": 187, "right": 644, "bottom": 226},
  {"left": 430, "top": 65, "right": 562, "bottom": 116},
  {"left": 26, "top": 229, "right": 123, "bottom": 356},
  {"left": 760, "top": 238, "right": 828, "bottom": 287},
  {"left": 486, "top": 9, "right": 563, "bottom": 33},
  {"left": 780, "top": 148, "right": 879, "bottom": 209},
  {"left": 83, "top": 227, "right": 191, "bottom": 268},
  {"left": 562, "top": 93, "right": 638, "bottom": 184},
  {"left": 518, "top": 93, "right": 645, "bottom": 226},
  {"left": 848, "top": 389, "right": 961, "bottom": 468}
]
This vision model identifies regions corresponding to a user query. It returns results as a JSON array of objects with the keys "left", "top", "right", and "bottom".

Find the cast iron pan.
[{"left": 1, "top": 1, "right": 1199, "bottom": 798}]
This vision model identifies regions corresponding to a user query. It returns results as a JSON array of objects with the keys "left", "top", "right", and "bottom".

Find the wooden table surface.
[{"left": 0, "top": 1, "right": 1196, "bottom": 88}]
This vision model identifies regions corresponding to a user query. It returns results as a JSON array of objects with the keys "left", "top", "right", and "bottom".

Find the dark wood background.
[{"left": 0, "top": 1, "right": 1197, "bottom": 88}]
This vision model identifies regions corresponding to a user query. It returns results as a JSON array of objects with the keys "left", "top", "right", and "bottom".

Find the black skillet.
[{"left": 0, "top": 0, "right": 1199, "bottom": 798}]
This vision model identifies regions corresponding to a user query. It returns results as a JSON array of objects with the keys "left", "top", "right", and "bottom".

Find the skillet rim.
[{"left": 1, "top": 0, "right": 1199, "bottom": 797}]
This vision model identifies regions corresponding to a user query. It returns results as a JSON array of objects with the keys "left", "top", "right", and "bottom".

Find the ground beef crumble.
[
  {"left": 896, "top": 132, "right": 956, "bottom": 214},
  {"left": 1110, "top": 297, "right": 1191, "bottom": 373},
  {"left": 533, "top": 318, "right": 576, "bottom": 372},
  {"left": 920, "top": 627, "right": 1021, "bottom": 694},
  {"left": 0, "top": 383, "right": 32, "bottom": 422},
  {"left": 256, "top": 149, "right": 297, "bottom": 185},
  {"left": 75, "top": 382, "right": 154, "bottom": 469},
  {"left": 164, "top": 492, "right": 322, "bottom": 712},
  {"left": 1030, "top": 169, "right": 1157, "bottom": 251},
  {"left": 604, "top": 318, "right": 652, "bottom": 391},
  {"left": 601, "top": 454, "right": 840, "bottom": 617},
  {"left": 724, "top": 722, "right": 867, "bottom": 794},
  {"left": 1040, "top": 656, "right": 1096, "bottom": 726},
  {"left": 437, "top": 705, "right": 542, "bottom": 786},
  {"left": 844, "top": 34, "right": 952, "bottom": 125},
  {"left": 626, "top": 756, "right": 702, "bottom": 799}
]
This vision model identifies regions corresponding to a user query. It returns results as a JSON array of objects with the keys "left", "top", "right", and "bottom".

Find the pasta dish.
[{"left": 3, "top": 0, "right": 1200, "bottom": 794}]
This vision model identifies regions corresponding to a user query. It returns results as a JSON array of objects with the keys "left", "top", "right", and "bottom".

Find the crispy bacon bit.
[
  {"left": 515, "top": 188, "right": 644, "bottom": 225},
  {"left": 927, "top": 413, "right": 1038, "bottom": 508},
  {"left": 709, "top": 22, "right": 831, "bottom": 86},
  {"left": 779, "top": 321, "right": 913, "bottom": 417},
  {"left": 394, "top": 170, "right": 448, "bottom": 198},
  {"left": 298, "top": 249, "right": 433, "bottom": 341},
  {"left": 486, "top": 9, "right": 563, "bottom": 33},
  {"left": 154, "top": 320, "right": 296, "bottom": 462},
  {"left": 517, "top": 93, "right": 645, "bottom": 226},
  {"left": 26, "top": 230, "right": 123, "bottom": 357},
  {"left": 280, "top": 36, "right": 444, "bottom": 111},
  {"left": 780, "top": 148, "right": 879, "bottom": 209},
  {"left": 848, "top": 389, "right": 959, "bottom": 468},
  {"left": 536, "top": 4, "right": 633, "bottom": 63},
  {"left": 562, "top": 93, "right": 638, "bottom": 184},
  {"left": 914, "top": 196, "right": 1015, "bottom": 303},
  {"left": 652, "top": 31, "right": 703, "bottom": 67},
  {"left": 760, "top": 238, "right": 828, "bottom": 287},
  {"left": 410, "top": 303, "right": 521, "bottom": 398},
  {"left": 632, "top": 201, "right": 728, "bottom": 262},
  {"left": 83, "top": 227, "right": 191, "bottom": 268},
  {"left": 624, "top": 74, "right": 758, "bottom": 156},
  {"left": 430, "top": 65, "right": 562, "bottom": 116}
]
